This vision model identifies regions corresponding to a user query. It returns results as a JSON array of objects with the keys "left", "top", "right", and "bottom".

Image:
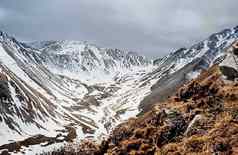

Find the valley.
[{"left": 0, "top": 25, "right": 238, "bottom": 154}]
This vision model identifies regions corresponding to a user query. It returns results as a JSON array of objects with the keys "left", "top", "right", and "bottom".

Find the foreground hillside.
[
  {"left": 46, "top": 43, "right": 238, "bottom": 154},
  {"left": 103, "top": 65, "right": 238, "bottom": 155}
]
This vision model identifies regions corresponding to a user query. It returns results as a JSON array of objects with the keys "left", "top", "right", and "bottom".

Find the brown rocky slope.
[{"left": 99, "top": 65, "right": 238, "bottom": 155}]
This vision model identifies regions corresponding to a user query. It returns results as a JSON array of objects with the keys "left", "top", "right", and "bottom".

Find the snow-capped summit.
[
  {"left": 0, "top": 30, "right": 9, "bottom": 38},
  {"left": 151, "top": 25, "right": 238, "bottom": 78},
  {"left": 29, "top": 40, "right": 150, "bottom": 79},
  {"left": 0, "top": 30, "right": 14, "bottom": 43}
]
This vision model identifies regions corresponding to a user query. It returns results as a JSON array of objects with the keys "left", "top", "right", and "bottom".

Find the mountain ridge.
[{"left": 139, "top": 25, "right": 238, "bottom": 112}]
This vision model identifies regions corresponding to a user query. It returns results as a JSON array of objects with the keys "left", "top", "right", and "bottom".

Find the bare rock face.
[{"left": 0, "top": 72, "right": 11, "bottom": 102}]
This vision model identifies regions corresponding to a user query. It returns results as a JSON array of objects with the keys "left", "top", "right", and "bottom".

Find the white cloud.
[{"left": 172, "top": 10, "right": 204, "bottom": 30}]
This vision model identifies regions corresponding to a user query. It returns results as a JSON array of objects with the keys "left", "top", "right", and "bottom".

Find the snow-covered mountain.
[
  {"left": 0, "top": 31, "right": 155, "bottom": 148},
  {"left": 0, "top": 25, "right": 238, "bottom": 154},
  {"left": 29, "top": 40, "right": 150, "bottom": 83},
  {"left": 140, "top": 25, "right": 238, "bottom": 112}
]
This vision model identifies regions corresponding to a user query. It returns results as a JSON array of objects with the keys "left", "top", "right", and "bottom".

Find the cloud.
[
  {"left": 0, "top": 0, "right": 237, "bottom": 58},
  {"left": 0, "top": 8, "right": 6, "bottom": 21}
]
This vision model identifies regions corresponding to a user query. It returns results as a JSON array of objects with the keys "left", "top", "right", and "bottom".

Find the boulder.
[{"left": 220, "top": 66, "right": 238, "bottom": 81}]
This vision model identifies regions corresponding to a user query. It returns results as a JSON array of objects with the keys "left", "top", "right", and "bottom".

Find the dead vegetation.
[{"left": 41, "top": 65, "right": 238, "bottom": 154}]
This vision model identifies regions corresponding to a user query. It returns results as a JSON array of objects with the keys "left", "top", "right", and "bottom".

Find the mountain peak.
[
  {"left": 27, "top": 40, "right": 151, "bottom": 78},
  {"left": 0, "top": 30, "right": 9, "bottom": 40}
]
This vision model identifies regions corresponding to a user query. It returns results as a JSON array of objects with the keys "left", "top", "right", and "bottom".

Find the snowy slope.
[
  {"left": 140, "top": 25, "right": 238, "bottom": 111},
  {"left": 0, "top": 31, "right": 156, "bottom": 148},
  {"left": 29, "top": 40, "right": 150, "bottom": 83}
]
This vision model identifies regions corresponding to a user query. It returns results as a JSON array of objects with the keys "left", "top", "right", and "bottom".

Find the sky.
[{"left": 0, "top": 0, "right": 237, "bottom": 58}]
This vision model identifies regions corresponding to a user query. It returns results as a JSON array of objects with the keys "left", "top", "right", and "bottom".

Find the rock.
[
  {"left": 219, "top": 41, "right": 238, "bottom": 81},
  {"left": 184, "top": 115, "right": 202, "bottom": 136},
  {"left": 123, "top": 139, "right": 142, "bottom": 151},
  {"left": 65, "top": 126, "right": 77, "bottom": 142},
  {"left": 0, "top": 73, "right": 11, "bottom": 102},
  {"left": 232, "top": 41, "right": 238, "bottom": 55},
  {"left": 0, "top": 150, "right": 10, "bottom": 155},
  {"left": 213, "top": 142, "right": 231, "bottom": 153},
  {"left": 220, "top": 66, "right": 238, "bottom": 81}
]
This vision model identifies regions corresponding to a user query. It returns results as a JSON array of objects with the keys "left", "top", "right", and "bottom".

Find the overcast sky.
[{"left": 0, "top": 0, "right": 237, "bottom": 58}]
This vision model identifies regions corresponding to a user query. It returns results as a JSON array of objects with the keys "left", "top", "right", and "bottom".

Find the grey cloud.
[
  {"left": 0, "top": 0, "right": 237, "bottom": 58},
  {"left": 0, "top": 7, "right": 7, "bottom": 21}
]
